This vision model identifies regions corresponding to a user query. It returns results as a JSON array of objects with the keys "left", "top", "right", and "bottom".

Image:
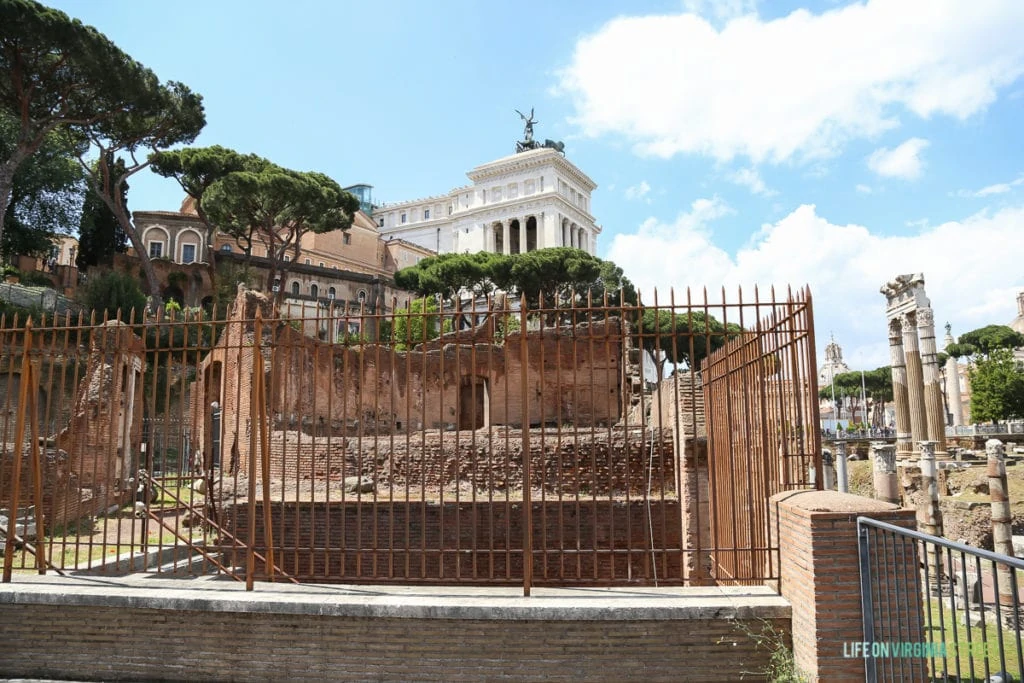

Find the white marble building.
[{"left": 374, "top": 146, "right": 600, "bottom": 256}]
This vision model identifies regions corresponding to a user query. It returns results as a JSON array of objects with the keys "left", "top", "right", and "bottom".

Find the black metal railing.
[{"left": 859, "top": 517, "right": 1024, "bottom": 682}]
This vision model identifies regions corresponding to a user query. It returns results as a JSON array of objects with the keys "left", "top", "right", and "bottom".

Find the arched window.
[
  {"left": 328, "top": 287, "right": 336, "bottom": 299},
  {"left": 221, "top": 244, "right": 232, "bottom": 252},
  {"left": 290, "top": 281, "right": 300, "bottom": 296},
  {"left": 357, "top": 289, "right": 367, "bottom": 303},
  {"left": 310, "top": 284, "right": 319, "bottom": 299}
]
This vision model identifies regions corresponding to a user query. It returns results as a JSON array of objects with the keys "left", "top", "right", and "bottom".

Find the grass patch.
[{"left": 924, "top": 598, "right": 1023, "bottom": 681}]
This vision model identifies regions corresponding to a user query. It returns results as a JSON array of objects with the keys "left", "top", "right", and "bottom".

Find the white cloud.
[
  {"left": 957, "top": 174, "right": 1024, "bottom": 197},
  {"left": 557, "top": 1, "right": 1024, "bottom": 163},
  {"left": 729, "top": 167, "right": 777, "bottom": 197},
  {"left": 867, "top": 138, "right": 930, "bottom": 180},
  {"left": 624, "top": 180, "right": 652, "bottom": 201},
  {"left": 855, "top": 184, "right": 873, "bottom": 194},
  {"left": 607, "top": 202, "right": 1024, "bottom": 368},
  {"left": 682, "top": 0, "right": 758, "bottom": 24}
]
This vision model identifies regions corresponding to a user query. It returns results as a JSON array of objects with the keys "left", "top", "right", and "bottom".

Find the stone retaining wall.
[{"left": 0, "top": 581, "right": 791, "bottom": 682}]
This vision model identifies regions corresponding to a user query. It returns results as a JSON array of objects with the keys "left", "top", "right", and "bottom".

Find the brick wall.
[
  {"left": 240, "top": 428, "right": 675, "bottom": 497},
  {"left": 770, "top": 490, "right": 921, "bottom": 682},
  {"left": 0, "top": 449, "right": 83, "bottom": 527},
  {"left": 223, "top": 499, "right": 683, "bottom": 584},
  {"left": 0, "top": 598, "right": 789, "bottom": 681},
  {"left": 194, "top": 290, "right": 630, "bottom": 477}
]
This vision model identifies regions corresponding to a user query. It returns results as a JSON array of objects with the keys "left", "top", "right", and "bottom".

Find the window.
[
  {"left": 358, "top": 289, "right": 367, "bottom": 303},
  {"left": 319, "top": 261, "right": 325, "bottom": 268},
  {"left": 328, "top": 287, "right": 336, "bottom": 299},
  {"left": 290, "top": 282, "right": 300, "bottom": 295},
  {"left": 378, "top": 218, "right": 384, "bottom": 227},
  {"left": 283, "top": 255, "right": 291, "bottom": 262},
  {"left": 304, "top": 258, "right": 311, "bottom": 265},
  {"left": 310, "top": 284, "right": 319, "bottom": 298},
  {"left": 343, "top": 233, "right": 351, "bottom": 245},
  {"left": 149, "top": 242, "right": 163, "bottom": 258},
  {"left": 181, "top": 244, "right": 196, "bottom": 264},
  {"left": 401, "top": 213, "right": 407, "bottom": 224},
  {"left": 424, "top": 209, "right": 430, "bottom": 220},
  {"left": 221, "top": 244, "right": 232, "bottom": 252}
]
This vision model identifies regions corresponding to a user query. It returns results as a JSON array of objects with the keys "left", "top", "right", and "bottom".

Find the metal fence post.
[
  {"left": 520, "top": 294, "right": 532, "bottom": 597},
  {"left": 2, "top": 320, "right": 34, "bottom": 582},
  {"left": 857, "top": 518, "right": 878, "bottom": 683},
  {"left": 246, "top": 312, "right": 263, "bottom": 591}
]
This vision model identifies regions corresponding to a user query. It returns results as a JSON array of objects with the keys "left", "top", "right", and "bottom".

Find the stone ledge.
[
  {"left": 0, "top": 576, "right": 790, "bottom": 622},
  {"left": 771, "top": 489, "right": 910, "bottom": 517}
]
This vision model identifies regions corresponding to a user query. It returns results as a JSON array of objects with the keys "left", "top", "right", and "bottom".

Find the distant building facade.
[
  {"left": 818, "top": 336, "right": 851, "bottom": 387},
  {"left": 374, "top": 147, "right": 600, "bottom": 257},
  {"left": 132, "top": 198, "right": 435, "bottom": 320}
]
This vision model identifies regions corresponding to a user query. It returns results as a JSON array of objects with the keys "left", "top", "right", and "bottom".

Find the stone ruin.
[
  {"left": 1, "top": 320, "right": 145, "bottom": 530},
  {"left": 188, "top": 287, "right": 657, "bottom": 480},
  {"left": 881, "top": 273, "right": 947, "bottom": 459}
]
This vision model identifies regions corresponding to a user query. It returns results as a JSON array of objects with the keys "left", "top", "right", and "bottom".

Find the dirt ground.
[{"left": 847, "top": 458, "right": 1024, "bottom": 549}]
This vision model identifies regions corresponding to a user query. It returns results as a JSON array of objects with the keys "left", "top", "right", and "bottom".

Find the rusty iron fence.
[
  {"left": 0, "top": 286, "right": 820, "bottom": 591},
  {"left": 702, "top": 286, "right": 822, "bottom": 583}
]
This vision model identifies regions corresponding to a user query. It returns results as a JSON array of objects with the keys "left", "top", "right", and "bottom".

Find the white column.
[
  {"left": 945, "top": 355, "right": 963, "bottom": 427},
  {"left": 570, "top": 225, "right": 576, "bottom": 248},
  {"left": 519, "top": 217, "right": 526, "bottom": 254},
  {"left": 502, "top": 221, "right": 510, "bottom": 255}
]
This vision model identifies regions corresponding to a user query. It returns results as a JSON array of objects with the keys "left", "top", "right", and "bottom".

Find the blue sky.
[{"left": 45, "top": 0, "right": 1024, "bottom": 369}]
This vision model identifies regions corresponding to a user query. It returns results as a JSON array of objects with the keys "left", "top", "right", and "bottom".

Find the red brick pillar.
[{"left": 770, "top": 490, "right": 919, "bottom": 681}]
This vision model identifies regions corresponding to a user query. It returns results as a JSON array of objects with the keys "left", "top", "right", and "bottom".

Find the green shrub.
[
  {"left": 19, "top": 270, "right": 56, "bottom": 287},
  {"left": 80, "top": 270, "right": 147, "bottom": 320}
]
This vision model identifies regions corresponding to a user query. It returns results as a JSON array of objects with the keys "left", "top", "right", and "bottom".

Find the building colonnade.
[
  {"left": 482, "top": 214, "right": 591, "bottom": 255},
  {"left": 882, "top": 274, "right": 947, "bottom": 459}
]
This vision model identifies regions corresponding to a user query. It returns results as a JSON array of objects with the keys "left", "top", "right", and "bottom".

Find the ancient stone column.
[
  {"left": 987, "top": 439, "right": 1018, "bottom": 621},
  {"left": 918, "top": 440, "right": 945, "bottom": 596},
  {"left": 518, "top": 217, "right": 526, "bottom": 253},
  {"left": 944, "top": 325, "right": 964, "bottom": 427},
  {"left": 502, "top": 222, "right": 510, "bottom": 255},
  {"left": 917, "top": 309, "right": 948, "bottom": 455},
  {"left": 889, "top": 318, "right": 913, "bottom": 461},
  {"left": 872, "top": 442, "right": 899, "bottom": 504},
  {"left": 822, "top": 448, "right": 835, "bottom": 490},
  {"left": 917, "top": 441, "right": 942, "bottom": 538},
  {"left": 835, "top": 441, "right": 849, "bottom": 493},
  {"left": 901, "top": 312, "right": 928, "bottom": 456}
]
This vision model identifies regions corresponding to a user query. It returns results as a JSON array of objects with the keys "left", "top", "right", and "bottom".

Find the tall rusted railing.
[
  {"left": 0, "top": 285, "right": 819, "bottom": 589},
  {"left": 702, "top": 285, "right": 821, "bottom": 583}
]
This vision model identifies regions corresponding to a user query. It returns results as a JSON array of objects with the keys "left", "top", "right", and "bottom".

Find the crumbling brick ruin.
[
  {"left": 56, "top": 321, "right": 145, "bottom": 513},
  {"left": 0, "top": 320, "right": 145, "bottom": 528},
  {"left": 190, "top": 288, "right": 640, "bottom": 479}
]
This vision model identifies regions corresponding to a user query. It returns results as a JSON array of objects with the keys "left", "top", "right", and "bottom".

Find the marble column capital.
[
  {"left": 986, "top": 438, "right": 1005, "bottom": 461},
  {"left": 888, "top": 317, "right": 903, "bottom": 341},
  {"left": 916, "top": 307, "right": 935, "bottom": 330}
]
